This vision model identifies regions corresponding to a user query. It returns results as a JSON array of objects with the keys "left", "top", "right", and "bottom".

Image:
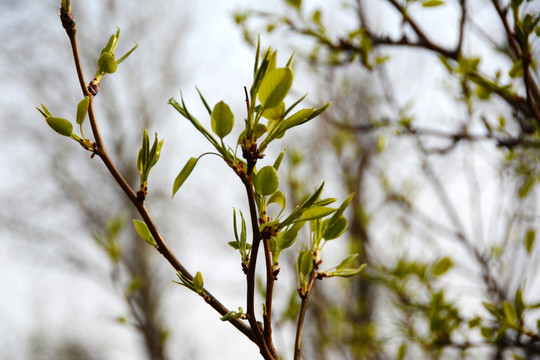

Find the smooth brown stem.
[
  {"left": 262, "top": 237, "right": 277, "bottom": 357},
  {"left": 61, "top": 8, "right": 254, "bottom": 343},
  {"left": 294, "top": 272, "right": 317, "bottom": 360},
  {"left": 243, "top": 179, "right": 275, "bottom": 360}
]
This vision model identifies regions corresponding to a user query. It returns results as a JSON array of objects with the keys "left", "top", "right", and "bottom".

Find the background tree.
[
  {"left": 0, "top": 1, "right": 190, "bottom": 358},
  {"left": 236, "top": 0, "right": 540, "bottom": 359}
]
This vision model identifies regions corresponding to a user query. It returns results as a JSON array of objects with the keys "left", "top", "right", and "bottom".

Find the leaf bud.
[{"left": 97, "top": 52, "right": 117, "bottom": 74}]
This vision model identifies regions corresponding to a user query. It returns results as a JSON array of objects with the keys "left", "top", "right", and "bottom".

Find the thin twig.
[
  {"left": 243, "top": 179, "right": 275, "bottom": 360},
  {"left": 293, "top": 271, "right": 317, "bottom": 360}
]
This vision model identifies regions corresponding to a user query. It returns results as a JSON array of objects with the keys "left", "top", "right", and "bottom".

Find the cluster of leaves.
[
  {"left": 40, "top": 2, "right": 365, "bottom": 358},
  {"left": 169, "top": 38, "right": 363, "bottom": 301}
]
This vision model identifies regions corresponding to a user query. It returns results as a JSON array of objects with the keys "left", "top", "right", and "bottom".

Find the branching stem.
[{"left": 60, "top": 7, "right": 254, "bottom": 343}]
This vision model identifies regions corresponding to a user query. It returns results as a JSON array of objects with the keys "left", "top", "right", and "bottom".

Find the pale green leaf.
[
  {"left": 172, "top": 157, "right": 198, "bottom": 197},
  {"left": 525, "top": 228, "right": 536, "bottom": 254},
  {"left": 268, "top": 190, "right": 286, "bottom": 210},
  {"left": 211, "top": 101, "right": 234, "bottom": 138},
  {"left": 254, "top": 165, "right": 279, "bottom": 196},
  {"left": 322, "top": 216, "right": 348, "bottom": 240},
  {"left": 76, "top": 96, "right": 89, "bottom": 125},
  {"left": 432, "top": 257, "right": 453, "bottom": 276},
  {"left": 133, "top": 220, "right": 157, "bottom": 247},
  {"left": 422, "top": 0, "right": 445, "bottom": 7},
  {"left": 259, "top": 67, "right": 294, "bottom": 108},
  {"left": 301, "top": 206, "right": 336, "bottom": 221},
  {"left": 46, "top": 117, "right": 73, "bottom": 137}
]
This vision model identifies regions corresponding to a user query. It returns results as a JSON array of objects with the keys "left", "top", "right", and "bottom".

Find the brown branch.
[
  {"left": 293, "top": 270, "right": 318, "bottom": 360},
  {"left": 59, "top": 6, "right": 254, "bottom": 343},
  {"left": 385, "top": 0, "right": 459, "bottom": 59},
  {"left": 262, "top": 236, "right": 277, "bottom": 356},
  {"left": 243, "top": 178, "right": 275, "bottom": 360}
]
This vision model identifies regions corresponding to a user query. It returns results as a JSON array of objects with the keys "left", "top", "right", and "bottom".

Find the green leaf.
[
  {"left": 220, "top": 307, "right": 244, "bottom": 321},
  {"left": 97, "top": 52, "right": 117, "bottom": 74},
  {"left": 193, "top": 271, "right": 204, "bottom": 292},
  {"left": 432, "top": 257, "right": 453, "bottom": 276},
  {"left": 281, "top": 183, "right": 325, "bottom": 227},
  {"left": 514, "top": 287, "right": 525, "bottom": 318},
  {"left": 322, "top": 216, "right": 348, "bottom": 240},
  {"left": 282, "top": 108, "right": 314, "bottom": 130},
  {"left": 36, "top": 104, "right": 53, "bottom": 118},
  {"left": 259, "top": 67, "right": 294, "bottom": 109},
  {"left": 76, "top": 96, "right": 89, "bottom": 126},
  {"left": 116, "top": 43, "right": 138, "bottom": 65},
  {"left": 262, "top": 102, "right": 285, "bottom": 120},
  {"left": 518, "top": 176, "right": 535, "bottom": 198},
  {"left": 422, "top": 0, "right": 445, "bottom": 7},
  {"left": 273, "top": 148, "right": 286, "bottom": 171},
  {"left": 280, "top": 222, "right": 304, "bottom": 250},
  {"left": 268, "top": 190, "right": 286, "bottom": 210},
  {"left": 254, "top": 165, "right": 279, "bottom": 196},
  {"left": 301, "top": 206, "right": 336, "bottom": 221},
  {"left": 332, "top": 264, "right": 366, "bottom": 278},
  {"left": 503, "top": 301, "right": 517, "bottom": 326},
  {"left": 285, "top": 0, "right": 301, "bottom": 9},
  {"left": 196, "top": 87, "right": 212, "bottom": 116},
  {"left": 509, "top": 59, "right": 524, "bottom": 78},
  {"left": 524, "top": 228, "right": 535, "bottom": 254},
  {"left": 133, "top": 220, "right": 157, "bottom": 247},
  {"left": 46, "top": 117, "right": 73, "bottom": 137},
  {"left": 137, "top": 130, "right": 150, "bottom": 176},
  {"left": 172, "top": 157, "right": 198, "bottom": 197},
  {"left": 298, "top": 250, "right": 313, "bottom": 276},
  {"left": 336, "top": 254, "right": 360, "bottom": 272},
  {"left": 211, "top": 101, "right": 234, "bottom": 138},
  {"left": 100, "top": 29, "right": 119, "bottom": 55}
]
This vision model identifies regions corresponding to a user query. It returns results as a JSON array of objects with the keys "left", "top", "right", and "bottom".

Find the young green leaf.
[
  {"left": 259, "top": 67, "right": 294, "bottom": 109},
  {"left": 281, "top": 182, "right": 325, "bottom": 227},
  {"left": 273, "top": 148, "right": 286, "bottom": 171},
  {"left": 46, "top": 117, "right": 73, "bottom": 137},
  {"left": 100, "top": 28, "right": 120, "bottom": 55},
  {"left": 301, "top": 206, "right": 336, "bottom": 221},
  {"left": 268, "top": 190, "right": 286, "bottom": 210},
  {"left": 211, "top": 101, "right": 234, "bottom": 138},
  {"left": 220, "top": 307, "right": 244, "bottom": 321},
  {"left": 322, "top": 216, "right": 348, "bottom": 240},
  {"left": 509, "top": 59, "right": 524, "bottom": 78},
  {"left": 336, "top": 254, "right": 360, "bottom": 272},
  {"left": 192, "top": 271, "right": 204, "bottom": 292},
  {"left": 432, "top": 257, "right": 453, "bottom": 276},
  {"left": 524, "top": 228, "right": 535, "bottom": 254},
  {"left": 172, "top": 157, "right": 198, "bottom": 197},
  {"left": 116, "top": 43, "right": 138, "bottom": 65},
  {"left": 133, "top": 220, "right": 157, "bottom": 247},
  {"left": 76, "top": 96, "right": 89, "bottom": 125},
  {"left": 422, "top": 0, "right": 445, "bottom": 7},
  {"left": 262, "top": 102, "right": 285, "bottom": 120},
  {"left": 254, "top": 165, "right": 279, "bottom": 196},
  {"left": 280, "top": 222, "right": 304, "bottom": 250},
  {"left": 502, "top": 301, "right": 517, "bottom": 327},
  {"left": 97, "top": 52, "right": 117, "bottom": 74},
  {"left": 331, "top": 264, "right": 366, "bottom": 278},
  {"left": 298, "top": 249, "right": 314, "bottom": 276}
]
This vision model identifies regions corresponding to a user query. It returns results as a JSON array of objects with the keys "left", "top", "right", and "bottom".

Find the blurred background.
[{"left": 1, "top": 1, "right": 539, "bottom": 359}]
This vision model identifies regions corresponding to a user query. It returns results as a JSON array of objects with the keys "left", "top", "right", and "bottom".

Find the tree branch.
[
  {"left": 60, "top": 6, "right": 254, "bottom": 343},
  {"left": 294, "top": 270, "right": 318, "bottom": 360}
]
